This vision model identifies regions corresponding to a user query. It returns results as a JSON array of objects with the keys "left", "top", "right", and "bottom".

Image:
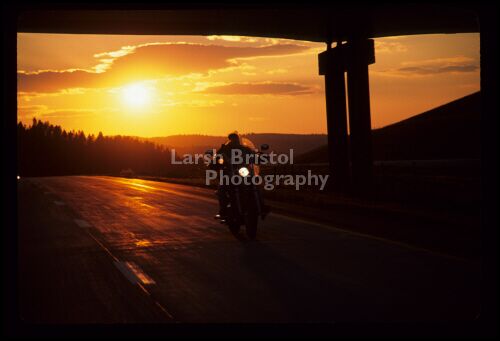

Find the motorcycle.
[{"left": 207, "top": 140, "right": 269, "bottom": 239}]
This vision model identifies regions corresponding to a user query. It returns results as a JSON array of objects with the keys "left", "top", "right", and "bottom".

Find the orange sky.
[{"left": 17, "top": 33, "right": 480, "bottom": 137}]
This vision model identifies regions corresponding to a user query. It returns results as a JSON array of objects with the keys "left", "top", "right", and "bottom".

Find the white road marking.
[
  {"left": 74, "top": 219, "right": 92, "bottom": 228},
  {"left": 114, "top": 261, "right": 140, "bottom": 284},
  {"left": 72, "top": 218, "right": 175, "bottom": 321},
  {"left": 114, "top": 261, "right": 156, "bottom": 285},
  {"left": 155, "top": 301, "right": 175, "bottom": 320}
]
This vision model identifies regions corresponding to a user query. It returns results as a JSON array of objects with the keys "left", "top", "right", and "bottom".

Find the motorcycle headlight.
[{"left": 238, "top": 166, "right": 250, "bottom": 177}]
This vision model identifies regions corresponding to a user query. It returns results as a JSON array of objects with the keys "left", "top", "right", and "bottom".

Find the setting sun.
[{"left": 121, "top": 83, "right": 153, "bottom": 108}]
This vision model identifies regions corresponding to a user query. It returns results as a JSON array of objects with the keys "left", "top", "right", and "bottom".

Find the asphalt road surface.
[{"left": 18, "top": 176, "right": 480, "bottom": 323}]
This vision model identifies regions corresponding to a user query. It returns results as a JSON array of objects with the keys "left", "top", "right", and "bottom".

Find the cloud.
[
  {"left": 266, "top": 68, "right": 288, "bottom": 75},
  {"left": 17, "top": 104, "right": 48, "bottom": 118},
  {"left": 374, "top": 40, "right": 408, "bottom": 54},
  {"left": 206, "top": 35, "right": 258, "bottom": 43},
  {"left": 17, "top": 105, "right": 99, "bottom": 120},
  {"left": 18, "top": 69, "right": 101, "bottom": 93},
  {"left": 380, "top": 56, "right": 479, "bottom": 77},
  {"left": 200, "top": 82, "right": 317, "bottom": 95},
  {"left": 40, "top": 109, "right": 99, "bottom": 119},
  {"left": 397, "top": 64, "right": 478, "bottom": 74},
  {"left": 161, "top": 99, "right": 225, "bottom": 108},
  {"left": 18, "top": 42, "right": 311, "bottom": 93}
]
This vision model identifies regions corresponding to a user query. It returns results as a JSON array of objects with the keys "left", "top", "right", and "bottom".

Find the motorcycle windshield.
[
  {"left": 240, "top": 137, "right": 260, "bottom": 175},
  {"left": 240, "top": 137, "right": 258, "bottom": 152}
]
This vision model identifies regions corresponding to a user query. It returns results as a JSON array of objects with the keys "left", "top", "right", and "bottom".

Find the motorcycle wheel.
[
  {"left": 228, "top": 223, "right": 240, "bottom": 234},
  {"left": 245, "top": 200, "right": 259, "bottom": 240}
]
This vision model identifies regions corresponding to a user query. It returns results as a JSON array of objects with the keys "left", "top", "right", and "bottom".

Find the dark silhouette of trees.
[{"left": 18, "top": 118, "right": 173, "bottom": 177}]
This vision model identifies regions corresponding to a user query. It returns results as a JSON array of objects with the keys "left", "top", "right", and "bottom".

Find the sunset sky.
[{"left": 17, "top": 33, "right": 480, "bottom": 137}]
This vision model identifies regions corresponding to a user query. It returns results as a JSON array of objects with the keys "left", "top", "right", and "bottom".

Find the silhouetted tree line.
[{"left": 18, "top": 119, "right": 172, "bottom": 177}]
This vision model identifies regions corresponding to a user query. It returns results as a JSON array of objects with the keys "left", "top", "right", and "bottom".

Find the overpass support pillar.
[
  {"left": 346, "top": 38, "right": 375, "bottom": 192},
  {"left": 318, "top": 43, "right": 350, "bottom": 191},
  {"left": 319, "top": 39, "right": 375, "bottom": 193}
]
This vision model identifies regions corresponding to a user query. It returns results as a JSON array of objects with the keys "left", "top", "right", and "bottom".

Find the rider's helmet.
[
  {"left": 227, "top": 131, "right": 258, "bottom": 152},
  {"left": 227, "top": 131, "right": 240, "bottom": 145}
]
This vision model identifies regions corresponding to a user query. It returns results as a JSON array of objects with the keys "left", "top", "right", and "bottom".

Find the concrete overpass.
[
  {"left": 15, "top": 4, "right": 483, "bottom": 192},
  {"left": 16, "top": 5, "right": 479, "bottom": 41}
]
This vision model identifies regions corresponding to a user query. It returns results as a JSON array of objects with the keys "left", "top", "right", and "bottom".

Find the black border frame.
[{"left": 3, "top": 1, "right": 498, "bottom": 338}]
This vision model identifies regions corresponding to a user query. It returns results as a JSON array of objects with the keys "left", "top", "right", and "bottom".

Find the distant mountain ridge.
[
  {"left": 296, "top": 91, "right": 481, "bottom": 163},
  {"left": 143, "top": 91, "right": 480, "bottom": 161},
  {"left": 147, "top": 133, "right": 328, "bottom": 156}
]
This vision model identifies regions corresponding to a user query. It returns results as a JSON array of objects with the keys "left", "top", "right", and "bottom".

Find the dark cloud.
[
  {"left": 18, "top": 69, "right": 100, "bottom": 93},
  {"left": 18, "top": 43, "right": 311, "bottom": 93},
  {"left": 395, "top": 57, "right": 479, "bottom": 75},
  {"left": 397, "top": 64, "right": 478, "bottom": 74},
  {"left": 201, "top": 82, "right": 316, "bottom": 95}
]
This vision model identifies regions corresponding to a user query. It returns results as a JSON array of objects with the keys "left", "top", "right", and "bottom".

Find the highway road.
[{"left": 17, "top": 176, "right": 480, "bottom": 323}]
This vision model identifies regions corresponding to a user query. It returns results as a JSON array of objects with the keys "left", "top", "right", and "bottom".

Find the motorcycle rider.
[{"left": 212, "top": 132, "right": 270, "bottom": 221}]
